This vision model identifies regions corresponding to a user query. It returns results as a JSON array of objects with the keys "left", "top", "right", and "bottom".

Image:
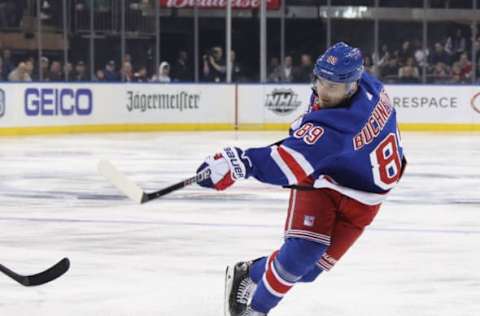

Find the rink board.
[{"left": 0, "top": 83, "right": 479, "bottom": 135}]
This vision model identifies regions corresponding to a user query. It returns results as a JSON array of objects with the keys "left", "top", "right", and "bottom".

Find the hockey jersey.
[{"left": 243, "top": 72, "right": 405, "bottom": 205}]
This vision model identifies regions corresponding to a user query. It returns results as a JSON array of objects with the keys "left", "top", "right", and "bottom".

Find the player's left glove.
[{"left": 196, "top": 147, "right": 252, "bottom": 191}]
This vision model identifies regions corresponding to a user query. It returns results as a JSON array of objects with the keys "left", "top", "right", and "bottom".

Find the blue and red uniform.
[
  {"left": 198, "top": 42, "right": 407, "bottom": 315},
  {"left": 238, "top": 71, "right": 406, "bottom": 313}
]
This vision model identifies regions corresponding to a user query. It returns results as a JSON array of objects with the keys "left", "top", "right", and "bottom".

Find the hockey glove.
[{"left": 196, "top": 147, "right": 251, "bottom": 191}]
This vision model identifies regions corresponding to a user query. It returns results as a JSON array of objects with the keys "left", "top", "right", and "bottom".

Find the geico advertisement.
[
  {"left": 386, "top": 85, "right": 480, "bottom": 123},
  {"left": 24, "top": 87, "right": 93, "bottom": 116}
]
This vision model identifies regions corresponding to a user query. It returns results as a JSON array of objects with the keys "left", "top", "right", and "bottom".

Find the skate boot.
[
  {"left": 224, "top": 261, "right": 258, "bottom": 316},
  {"left": 239, "top": 306, "right": 267, "bottom": 316}
]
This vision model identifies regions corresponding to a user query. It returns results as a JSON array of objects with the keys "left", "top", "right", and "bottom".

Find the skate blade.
[{"left": 224, "top": 265, "right": 234, "bottom": 316}]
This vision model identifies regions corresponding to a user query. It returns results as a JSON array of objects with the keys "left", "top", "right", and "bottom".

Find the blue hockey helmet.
[{"left": 313, "top": 42, "right": 364, "bottom": 83}]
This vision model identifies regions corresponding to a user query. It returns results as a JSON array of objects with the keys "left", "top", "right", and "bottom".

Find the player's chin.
[{"left": 322, "top": 100, "right": 336, "bottom": 108}]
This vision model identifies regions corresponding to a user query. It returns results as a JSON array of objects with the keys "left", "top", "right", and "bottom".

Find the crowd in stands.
[
  {"left": 3, "top": 34, "right": 479, "bottom": 84},
  {"left": 368, "top": 30, "right": 480, "bottom": 84},
  {"left": 1, "top": 29, "right": 479, "bottom": 85}
]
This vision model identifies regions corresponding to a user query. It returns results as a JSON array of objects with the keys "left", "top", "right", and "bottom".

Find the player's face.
[{"left": 313, "top": 76, "right": 355, "bottom": 108}]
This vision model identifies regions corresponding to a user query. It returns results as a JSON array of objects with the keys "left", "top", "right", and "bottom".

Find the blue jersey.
[{"left": 243, "top": 73, "right": 405, "bottom": 205}]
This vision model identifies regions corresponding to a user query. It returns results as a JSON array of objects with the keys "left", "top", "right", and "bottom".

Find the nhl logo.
[
  {"left": 265, "top": 88, "right": 302, "bottom": 115},
  {"left": 0, "top": 89, "right": 5, "bottom": 118}
]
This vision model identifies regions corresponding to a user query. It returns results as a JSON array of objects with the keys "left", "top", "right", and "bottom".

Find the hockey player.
[{"left": 196, "top": 42, "right": 406, "bottom": 316}]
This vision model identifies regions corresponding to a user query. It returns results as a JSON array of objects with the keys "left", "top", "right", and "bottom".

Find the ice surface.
[{"left": 0, "top": 131, "right": 479, "bottom": 316}]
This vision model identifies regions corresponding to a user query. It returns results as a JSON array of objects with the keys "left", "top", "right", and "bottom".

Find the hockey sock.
[
  {"left": 250, "top": 254, "right": 324, "bottom": 284},
  {"left": 299, "top": 265, "right": 323, "bottom": 282},
  {"left": 249, "top": 251, "right": 279, "bottom": 284},
  {"left": 250, "top": 238, "right": 327, "bottom": 313},
  {"left": 249, "top": 257, "right": 267, "bottom": 284}
]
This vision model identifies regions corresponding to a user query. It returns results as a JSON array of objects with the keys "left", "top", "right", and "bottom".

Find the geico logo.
[{"left": 24, "top": 88, "right": 93, "bottom": 116}]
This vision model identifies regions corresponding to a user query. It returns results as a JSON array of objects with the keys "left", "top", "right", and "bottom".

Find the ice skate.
[{"left": 224, "top": 261, "right": 258, "bottom": 316}]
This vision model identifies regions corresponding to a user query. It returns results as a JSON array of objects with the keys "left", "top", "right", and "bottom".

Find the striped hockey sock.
[{"left": 250, "top": 238, "right": 327, "bottom": 314}]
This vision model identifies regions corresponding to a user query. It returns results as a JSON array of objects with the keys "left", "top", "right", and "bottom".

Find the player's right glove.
[{"left": 196, "top": 147, "right": 251, "bottom": 191}]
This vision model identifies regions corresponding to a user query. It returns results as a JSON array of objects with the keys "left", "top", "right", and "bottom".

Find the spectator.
[
  {"left": 230, "top": 50, "right": 244, "bottom": 82},
  {"left": 449, "top": 62, "right": 462, "bottom": 83},
  {"left": 364, "top": 55, "right": 377, "bottom": 76},
  {"left": 1, "top": 49, "right": 15, "bottom": 79},
  {"left": 445, "top": 29, "right": 466, "bottom": 61},
  {"left": 63, "top": 62, "right": 73, "bottom": 81},
  {"left": 398, "top": 57, "right": 420, "bottom": 83},
  {"left": 398, "top": 41, "right": 413, "bottom": 66},
  {"left": 36, "top": 56, "right": 50, "bottom": 80},
  {"left": 280, "top": 55, "right": 294, "bottom": 82},
  {"left": 375, "top": 44, "right": 390, "bottom": 68},
  {"left": 203, "top": 46, "right": 225, "bottom": 82},
  {"left": 95, "top": 69, "right": 106, "bottom": 81},
  {"left": 431, "top": 62, "right": 449, "bottom": 84},
  {"left": 49, "top": 61, "right": 63, "bottom": 81},
  {"left": 73, "top": 61, "right": 88, "bottom": 81},
  {"left": 430, "top": 42, "right": 450, "bottom": 65},
  {"left": 293, "top": 53, "right": 313, "bottom": 82},
  {"left": 104, "top": 60, "right": 119, "bottom": 81},
  {"left": 172, "top": 50, "right": 192, "bottom": 81},
  {"left": 380, "top": 55, "right": 399, "bottom": 83},
  {"left": 8, "top": 61, "right": 32, "bottom": 81},
  {"left": 457, "top": 52, "right": 472, "bottom": 82},
  {"left": 120, "top": 61, "right": 133, "bottom": 82},
  {"left": 151, "top": 61, "right": 171, "bottom": 82},
  {"left": 267, "top": 57, "right": 281, "bottom": 82},
  {"left": 413, "top": 39, "right": 428, "bottom": 68},
  {"left": 25, "top": 58, "right": 34, "bottom": 79},
  {"left": 133, "top": 65, "right": 148, "bottom": 82}
]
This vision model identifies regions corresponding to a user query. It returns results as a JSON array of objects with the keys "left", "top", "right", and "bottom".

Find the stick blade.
[
  {"left": 26, "top": 257, "right": 70, "bottom": 286},
  {"left": 98, "top": 160, "right": 145, "bottom": 204},
  {"left": 0, "top": 257, "right": 70, "bottom": 287}
]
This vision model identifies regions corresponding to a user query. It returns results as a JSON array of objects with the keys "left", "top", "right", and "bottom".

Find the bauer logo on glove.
[{"left": 196, "top": 147, "right": 251, "bottom": 191}]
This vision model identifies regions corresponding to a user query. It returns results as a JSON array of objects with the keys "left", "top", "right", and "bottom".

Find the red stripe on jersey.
[{"left": 277, "top": 146, "right": 308, "bottom": 183}]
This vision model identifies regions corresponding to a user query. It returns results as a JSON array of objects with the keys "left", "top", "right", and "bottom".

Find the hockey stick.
[
  {"left": 98, "top": 140, "right": 283, "bottom": 204},
  {"left": 98, "top": 159, "right": 211, "bottom": 204},
  {"left": 0, "top": 257, "right": 70, "bottom": 286}
]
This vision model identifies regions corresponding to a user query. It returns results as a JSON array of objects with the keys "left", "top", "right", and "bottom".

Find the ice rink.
[{"left": 0, "top": 131, "right": 479, "bottom": 316}]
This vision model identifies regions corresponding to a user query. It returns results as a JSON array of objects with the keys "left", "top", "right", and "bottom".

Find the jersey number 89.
[
  {"left": 370, "top": 133, "right": 402, "bottom": 190},
  {"left": 293, "top": 123, "right": 324, "bottom": 145}
]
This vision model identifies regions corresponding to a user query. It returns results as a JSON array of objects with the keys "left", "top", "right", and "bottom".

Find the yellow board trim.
[
  {"left": 239, "top": 123, "right": 480, "bottom": 132},
  {"left": 398, "top": 123, "right": 480, "bottom": 132},
  {"left": 0, "top": 123, "right": 234, "bottom": 136},
  {"left": 1, "top": 122, "right": 480, "bottom": 136},
  {"left": 237, "top": 123, "right": 290, "bottom": 131}
]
